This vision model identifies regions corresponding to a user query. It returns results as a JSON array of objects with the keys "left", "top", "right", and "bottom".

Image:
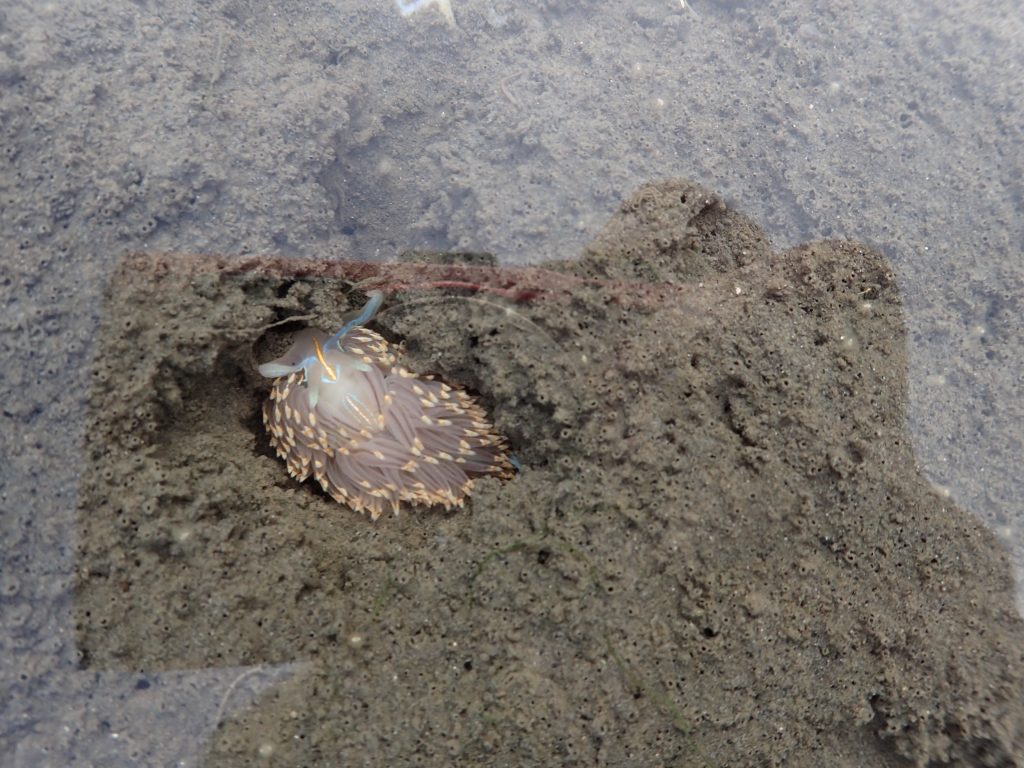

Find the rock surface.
[{"left": 76, "top": 180, "right": 1024, "bottom": 766}]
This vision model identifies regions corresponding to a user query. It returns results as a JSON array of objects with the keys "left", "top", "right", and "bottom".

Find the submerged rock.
[{"left": 76, "top": 179, "right": 1024, "bottom": 766}]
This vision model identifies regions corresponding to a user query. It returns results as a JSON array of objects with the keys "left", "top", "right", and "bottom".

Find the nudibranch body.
[{"left": 258, "top": 291, "right": 513, "bottom": 520}]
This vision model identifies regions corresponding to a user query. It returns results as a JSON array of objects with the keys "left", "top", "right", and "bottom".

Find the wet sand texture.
[{"left": 75, "top": 180, "right": 1024, "bottom": 766}]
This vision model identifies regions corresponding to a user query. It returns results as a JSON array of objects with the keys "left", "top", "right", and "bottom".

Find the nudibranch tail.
[{"left": 259, "top": 290, "right": 513, "bottom": 519}]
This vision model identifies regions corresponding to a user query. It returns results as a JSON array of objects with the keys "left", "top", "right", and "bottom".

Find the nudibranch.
[{"left": 258, "top": 291, "right": 514, "bottom": 519}]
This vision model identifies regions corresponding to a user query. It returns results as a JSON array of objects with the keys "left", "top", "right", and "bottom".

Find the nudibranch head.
[{"left": 258, "top": 291, "right": 514, "bottom": 519}]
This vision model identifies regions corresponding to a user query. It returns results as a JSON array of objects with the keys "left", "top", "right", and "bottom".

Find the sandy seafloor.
[{"left": 3, "top": 1, "right": 1024, "bottom": 766}]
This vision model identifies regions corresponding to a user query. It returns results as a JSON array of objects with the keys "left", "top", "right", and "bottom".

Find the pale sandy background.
[{"left": 2, "top": 0, "right": 1023, "bottom": 764}]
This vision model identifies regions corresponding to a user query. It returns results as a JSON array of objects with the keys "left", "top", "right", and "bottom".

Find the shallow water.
[{"left": 2, "top": 1, "right": 1024, "bottom": 765}]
